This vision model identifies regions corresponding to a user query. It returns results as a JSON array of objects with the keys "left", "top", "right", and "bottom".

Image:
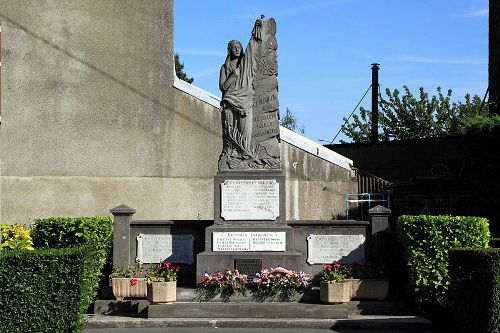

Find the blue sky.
[{"left": 174, "top": 1, "right": 488, "bottom": 143}]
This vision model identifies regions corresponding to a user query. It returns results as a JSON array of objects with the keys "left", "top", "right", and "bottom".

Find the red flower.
[
  {"left": 130, "top": 278, "right": 138, "bottom": 286},
  {"left": 333, "top": 262, "right": 341, "bottom": 270}
]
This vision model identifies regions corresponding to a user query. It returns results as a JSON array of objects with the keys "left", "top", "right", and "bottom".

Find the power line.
[{"left": 330, "top": 84, "right": 372, "bottom": 144}]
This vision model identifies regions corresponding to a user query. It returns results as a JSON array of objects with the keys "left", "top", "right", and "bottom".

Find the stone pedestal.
[{"left": 197, "top": 171, "right": 302, "bottom": 280}]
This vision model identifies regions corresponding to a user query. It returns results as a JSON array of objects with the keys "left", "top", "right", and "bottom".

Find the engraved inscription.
[
  {"left": 235, "top": 258, "right": 263, "bottom": 277},
  {"left": 307, "top": 234, "right": 366, "bottom": 265},
  {"left": 213, "top": 232, "right": 286, "bottom": 252},
  {"left": 137, "top": 234, "right": 194, "bottom": 264},
  {"left": 221, "top": 180, "right": 279, "bottom": 220}
]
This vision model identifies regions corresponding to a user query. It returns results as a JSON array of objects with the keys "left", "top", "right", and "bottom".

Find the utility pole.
[{"left": 371, "top": 63, "right": 380, "bottom": 143}]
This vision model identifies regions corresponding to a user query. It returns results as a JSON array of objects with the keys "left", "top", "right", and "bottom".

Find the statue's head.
[{"left": 227, "top": 40, "right": 243, "bottom": 59}]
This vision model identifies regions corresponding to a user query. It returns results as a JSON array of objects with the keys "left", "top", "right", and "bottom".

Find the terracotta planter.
[
  {"left": 348, "top": 278, "right": 389, "bottom": 300},
  {"left": 320, "top": 281, "right": 350, "bottom": 304},
  {"left": 111, "top": 277, "right": 147, "bottom": 301},
  {"left": 147, "top": 281, "right": 177, "bottom": 303}
]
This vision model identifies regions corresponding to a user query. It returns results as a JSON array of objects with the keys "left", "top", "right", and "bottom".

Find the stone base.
[
  {"left": 197, "top": 223, "right": 302, "bottom": 281},
  {"left": 196, "top": 250, "right": 302, "bottom": 281}
]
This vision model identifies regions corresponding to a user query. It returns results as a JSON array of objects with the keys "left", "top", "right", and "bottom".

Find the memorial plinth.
[{"left": 196, "top": 171, "right": 302, "bottom": 280}]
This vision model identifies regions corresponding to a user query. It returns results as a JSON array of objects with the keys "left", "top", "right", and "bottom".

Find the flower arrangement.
[
  {"left": 320, "top": 262, "right": 351, "bottom": 283},
  {"left": 146, "top": 261, "right": 180, "bottom": 284},
  {"left": 252, "top": 267, "right": 309, "bottom": 301},
  {"left": 197, "top": 269, "right": 248, "bottom": 301},
  {"left": 110, "top": 258, "right": 144, "bottom": 286}
]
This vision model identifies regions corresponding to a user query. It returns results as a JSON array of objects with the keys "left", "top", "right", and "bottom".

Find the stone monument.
[{"left": 197, "top": 17, "right": 302, "bottom": 280}]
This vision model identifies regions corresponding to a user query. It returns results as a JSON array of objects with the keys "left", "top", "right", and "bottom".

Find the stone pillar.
[
  {"left": 368, "top": 205, "right": 391, "bottom": 235},
  {"left": 110, "top": 204, "right": 136, "bottom": 268},
  {"left": 368, "top": 205, "right": 391, "bottom": 266}
]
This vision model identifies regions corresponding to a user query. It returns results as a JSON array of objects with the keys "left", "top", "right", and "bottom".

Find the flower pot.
[
  {"left": 111, "top": 277, "right": 147, "bottom": 301},
  {"left": 320, "top": 281, "right": 350, "bottom": 304},
  {"left": 348, "top": 278, "right": 389, "bottom": 300},
  {"left": 147, "top": 281, "right": 177, "bottom": 303}
]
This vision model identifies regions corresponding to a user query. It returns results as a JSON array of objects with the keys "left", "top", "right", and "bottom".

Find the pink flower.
[
  {"left": 333, "top": 262, "right": 341, "bottom": 270},
  {"left": 130, "top": 278, "right": 138, "bottom": 286}
]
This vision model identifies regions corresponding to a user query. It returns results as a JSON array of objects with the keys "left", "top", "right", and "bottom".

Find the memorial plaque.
[
  {"left": 234, "top": 258, "right": 263, "bottom": 277},
  {"left": 221, "top": 180, "right": 279, "bottom": 220},
  {"left": 137, "top": 234, "right": 194, "bottom": 264},
  {"left": 307, "top": 234, "right": 366, "bottom": 265},
  {"left": 213, "top": 232, "right": 286, "bottom": 252}
]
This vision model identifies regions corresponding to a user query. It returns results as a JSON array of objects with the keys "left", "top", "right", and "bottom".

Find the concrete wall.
[{"left": 0, "top": 0, "right": 356, "bottom": 225}]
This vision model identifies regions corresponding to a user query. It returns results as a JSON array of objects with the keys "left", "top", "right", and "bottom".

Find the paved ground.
[{"left": 84, "top": 329, "right": 438, "bottom": 333}]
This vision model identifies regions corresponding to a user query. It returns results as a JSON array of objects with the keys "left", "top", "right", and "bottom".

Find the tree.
[
  {"left": 280, "top": 107, "right": 305, "bottom": 134},
  {"left": 341, "top": 86, "right": 500, "bottom": 143},
  {"left": 174, "top": 53, "right": 194, "bottom": 84}
]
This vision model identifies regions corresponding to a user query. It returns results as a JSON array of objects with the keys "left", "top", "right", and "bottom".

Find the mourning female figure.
[{"left": 218, "top": 19, "right": 263, "bottom": 170}]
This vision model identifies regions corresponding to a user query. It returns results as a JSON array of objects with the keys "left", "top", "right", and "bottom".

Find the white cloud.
[{"left": 390, "top": 54, "right": 487, "bottom": 65}]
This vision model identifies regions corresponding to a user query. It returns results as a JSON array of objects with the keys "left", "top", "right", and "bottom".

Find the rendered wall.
[{"left": 0, "top": 0, "right": 355, "bottom": 225}]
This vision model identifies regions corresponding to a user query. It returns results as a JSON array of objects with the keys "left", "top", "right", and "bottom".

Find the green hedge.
[
  {"left": 0, "top": 246, "right": 103, "bottom": 333},
  {"left": 31, "top": 217, "right": 114, "bottom": 297},
  {"left": 31, "top": 217, "right": 113, "bottom": 249},
  {"left": 449, "top": 248, "right": 500, "bottom": 333},
  {"left": 490, "top": 238, "right": 500, "bottom": 248},
  {"left": 397, "top": 215, "right": 490, "bottom": 308}
]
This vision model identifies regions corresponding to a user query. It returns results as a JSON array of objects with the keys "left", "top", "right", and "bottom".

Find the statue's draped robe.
[{"left": 220, "top": 37, "right": 259, "bottom": 154}]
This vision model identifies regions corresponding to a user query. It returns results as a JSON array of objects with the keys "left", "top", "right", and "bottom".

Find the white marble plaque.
[
  {"left": 137, "top": 234, "right": 194, "bottom": 264},
  {"left": 221, "top": 180, "right": 279, "bottom": 220},
  {"left": 213, "top": 232, "right": 286, "bottom": 252},
  {"left": 307, "top": 234, "right": 366, "bottom": 265}
]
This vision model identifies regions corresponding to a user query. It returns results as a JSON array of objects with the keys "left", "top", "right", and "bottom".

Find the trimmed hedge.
[
  {"left": 31, "top": 217, "right": 114, "bottom": 297},
  {"left": 31, "top": 217, "right": 113, "bottom": 249},
  {"left": 490, "top": 237, "right": 500, "bottom": 248},
  {"left": 0, "top": 246, "right": 103, "bottom": 332},
  {"left": 449, "top": 248, "right": 500, "bottom": 333},
  {"left": 397, "top": 215, "right": 489, "bottom": 308}
]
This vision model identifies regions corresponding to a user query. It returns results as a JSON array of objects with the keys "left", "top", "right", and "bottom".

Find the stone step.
[{"left": 148, "top": 302, "right": 349, "bottom": 319}]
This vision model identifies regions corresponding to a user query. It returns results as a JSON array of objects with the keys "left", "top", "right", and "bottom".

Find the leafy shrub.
[
  {"left": 0, "top": 246, "right": 103, "bottom": 333},
  {"left": 490, "top": 237, "right": 500, "bottom": 248},
  {"left": 31, "top": 217, "right": 114, "bottom": 298},
  {"left": 31, "top": 217, "right": 113, "bottom": 249},
  {"left": 397, "top": 215, "right": 489, "bottom": 308},
  {"left": 449, "top": 248, "right": 500, "bottom": 333},
  {"left": 0, "top": 224, "right": 34, "bottom": 250}
]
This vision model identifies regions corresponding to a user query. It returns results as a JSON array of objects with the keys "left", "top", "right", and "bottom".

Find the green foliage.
[
  {"left": 0, "top": 246, "right": 103, "bottom": 333},
  {"left": 491, "top": 238, "right": 500, "bottom": 248},
  {"left": 341, "top": 86, "right": 499, "bottom": 143},
  {"left": 146, "top": 261, "right": 180, "bottom": 283},
  {"left": 449, "top": 248, "right": 500, "bottom": 333},
  {"left": 0, "top": 224, "right": 34, "bottom": 250},
  {"left": 280, "top": 107, "right": 305, "bottom": 134},
  {"left": 396, "top": 215, "right": 490, "bottom": 308},
  {"left": 110, "top": 258, "right": 144, "bottom": 278},
  {"left": 31, "top": 217, "right": 114, "bottom": 299},
  {"left": 320, "top": 262, "right": 351, "bottom": 283},
  {"left": 31, "top": 217, "right": 113, "bottom": 250},
  {"left": 174, "top": 53, "right": 194, "bottom": 84}
]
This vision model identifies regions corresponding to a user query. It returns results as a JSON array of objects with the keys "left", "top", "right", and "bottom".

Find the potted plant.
[
  {"left": 251, "top": 267, "right": 309, "bottom": 302},
  {"left": 196, "top": 269, "right": 248, "bottom": 302},
  {"left": 349, "top": 261, "right": 389, "bottom": 300},
  {"left": 319, "top": 262, "right": 351, "bottom": 304},
  {"left": 110, "top": 258, "right": 146, "bottom": 301},
  {"left": 146, "top": 261, "right": 180, "bottom": 303}
]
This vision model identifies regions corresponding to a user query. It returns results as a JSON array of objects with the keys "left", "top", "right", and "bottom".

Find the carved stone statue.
[{"left": 218, "top": 17, "right": 281, "bottom": 171}]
